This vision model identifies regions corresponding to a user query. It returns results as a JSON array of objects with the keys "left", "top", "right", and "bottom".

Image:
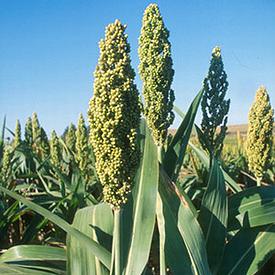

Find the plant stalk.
[
  {"left": 256, "top": 177, "right": 261, "bottom": 187},
  {"left": 114, "top": 208, "right": 122, "bottom": 275},
  {"left": 157, "top": 146, "right": 163, "bottom": 164}
]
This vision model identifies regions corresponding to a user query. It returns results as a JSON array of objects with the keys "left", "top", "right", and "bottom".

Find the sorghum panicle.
[
  {"left": 139, "top": 3, "right": 175, "bottom": 146},
  {"left": 247, "top": 86, "right": 274, "bottom": 182},
  {"left": 201, "top": 46, "right": 230, "bottom": 158},
  {"left": 13, "top": 119, "right": 21, "bottom": 148},
  {"left": 88, "top": 20, "right": 140, "bottom": 208}
]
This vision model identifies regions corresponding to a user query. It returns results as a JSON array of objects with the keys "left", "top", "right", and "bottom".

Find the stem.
[
  {"left": 209, "top": 151, "right": 214, "bottom": 171},
  {"left": 256, "top": 177, "right": 262, "bottom": 187},
  {"left": 114, "top": 209, "right": 122, "bottom": 275},
  {"left": 157, "top": 146, "right": 163, "bottom": 164}
]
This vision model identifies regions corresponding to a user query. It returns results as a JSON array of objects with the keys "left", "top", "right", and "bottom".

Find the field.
[{"left": 0, "top": 3, "right": 275, "bottom": 275}]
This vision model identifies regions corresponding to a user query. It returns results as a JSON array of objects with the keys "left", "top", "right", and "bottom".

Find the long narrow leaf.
[
  {"left": 0, "top": 245, "right": 66, "bottom": 263},
  {"left": 163, "top": 89, "right": 203, "bottom": 181},
  {"left": 157, "top": 169, "right": 211, "bottom": 275},
  {"left": 198, "top": 158, "right": 228, "bottom": 272},
  {"left": 218, "top": 224, "right": 275, "bottom": 275},
  {"left": 67, "top": 204, "right": 113, "bottom": 275},
  {"left": 0, "top": 263, "right": 60, "bottom": 275},
  {"left": 125, "top": 120, "right": 159, "bottom": 275},
  {"left": 0, "top": 245, "right": 66, "bottom": 275}
]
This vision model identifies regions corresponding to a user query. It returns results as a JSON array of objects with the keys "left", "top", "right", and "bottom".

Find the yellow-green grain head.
[
  {"left": 32, "top": 112, "right": 41, "bottom": 145},
  {"left": 40, "top": 127, "right": 50, "bottom": 158},
  {"left": 201, "top": 47, "right": 230, "bottom": 158},
  {"left": 139, "top": 3, "right": 175, "bottom": 146},
  {"left": 247, "top": 86, "right": 274, "bottom": 184},
  {"left": 76, "top": 113, "right": 88, "bottom": 173},
  {"left": 88, "top": 20, "right": 141, "bottom": 208},
  {"left": 50, "top": 130, "right": 62, "bottom": 169},
  {"left": 13, "top": 119, "right": 21, "bottom": 148},
  {"left": 64, "top": 123, "right": 76, "bottom": 152},
  {"left": 25, "top": 117, "right": 33, "bottom": 145},
  {"left": 1, "top": 145, "right": 12, "bottom": 183}
]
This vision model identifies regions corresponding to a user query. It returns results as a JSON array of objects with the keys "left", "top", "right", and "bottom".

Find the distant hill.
[
  {"left": 227, "top": 123, "right": 275, "bottom": 136},
  {"left": 169, "top": 123, "right": 275, "bottom": 137}
]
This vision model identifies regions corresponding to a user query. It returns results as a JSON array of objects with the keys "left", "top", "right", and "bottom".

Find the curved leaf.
[
  {"left": 228, "top": 186, "right": 275, "bottom": 230},
  {"left": 67, "top": 204, "right": 113, "bottom": 275},
  {"left": 0, "top": 263, "right": 60, "bottom": 275},
  {"left": 0, "top": 245, "right": 66, "bottom": 263},
  {"left": 219, "top": 224, "right": 275, "bottom": 275},
  {"left": 0, "top": 245, "right": 66, "bottom": 275},
  {"left": 163, "top": 89, "right": 203, "bottom": 181}
]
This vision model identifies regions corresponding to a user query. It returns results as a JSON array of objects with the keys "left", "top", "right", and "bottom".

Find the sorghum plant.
[
  {"left": 24, "top": 117, "right": 33, "bottom": 146},
  {"left": 0, "top": 145, "right": 12, "bottom": 184},
  {"left": 40, "top": 127, "right": 50, "bottom": 158},
  {"left": 76, "top": 114, "right": 89, "bottom": 175},
  {"left": 50, "top": 130, "right": 62, "bottom": 170},
  {"left": 13, "top": 119, "right": 21, "bottom": 148},
  {"left": 64, "top": 123, "right": 76, "bottom": 152},
  {"left": 32, "top": 112, "right": 40, "bottom": 145},
  {"left": 247, "top": 86, "right": 274, "bottom": 185}
]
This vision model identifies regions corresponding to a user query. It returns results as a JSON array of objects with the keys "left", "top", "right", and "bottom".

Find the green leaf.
[
  {"left": 218, "top": 224, "right": 275, "bottom": 275},
  {"left": 0, "top": 263, "right": 61, "bottom": 275},
  {"left": 67, "top": 204, "right": 113, "bottom": 275},
  {"left": 189, "top": 141, "right": 242, "bottom": 193},
  {"left": 156, "top": 169, "right": 211, "bottom": 275},
  {"left": 0, "top": 186, "right": 111, "bottom": 269},
  {"left": 0, "top": 245, "right": 66, "bottom": 263},
  {"left": 0, "top": 245, "right": 66, "bottom": 275},
  {"left": 228, "top": 186, "right": 275, "bottom": 230},
  {"left": 198, "top": 158, "right": 228, "bottom": 272},
  {"left": 163, "top": 89, "right": 203, "bottom": 181},
  {"left": 124, "top": 120, "right": 159, "bottom": 275}
]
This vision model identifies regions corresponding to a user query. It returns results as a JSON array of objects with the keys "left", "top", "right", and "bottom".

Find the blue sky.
[{"left": 1, "top": 0, "right": 274, "bottom": 135}]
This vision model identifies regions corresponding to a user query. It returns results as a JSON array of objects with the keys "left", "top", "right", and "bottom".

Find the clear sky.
[{"left": 1, "top": 0, "right": 275, "bottom": 135}]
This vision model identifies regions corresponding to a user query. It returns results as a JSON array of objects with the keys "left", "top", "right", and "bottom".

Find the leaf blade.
[
  {"left": 125, "top": 121, "right": 159, "bottom": 275},
  {"left": 163, "top": 89, "right": 203, "bottom": 181},
  {"left": 198, "top": 158, "right": 228, "bottom": 272}
]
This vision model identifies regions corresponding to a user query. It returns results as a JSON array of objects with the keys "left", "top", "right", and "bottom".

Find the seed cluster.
[
  {"left": 201, "top": 46, "right": 230, "bottom": 157},
  {"left": 32, "top": 113, "right": 41, "bottom": 146},
  {"left": 247, "top": 86, "right": 274, "bottom": 180},
  {"left": 50, "top": 130, "right": 62, "bottom": 170},
  {"left": 13, "top": 119, "right": 21, "bottom": 148},
  {"left": 88, "top": 20, "right": 140, "bottom": 208},
  {"left": 76, "top": 114, "right": 89, "bottom": 173},
  {"left": 25, "top": 117, "right": 33, "bottom": 145},
  {"left": 1, "top": 145, "right": 12, "bottom": 182},
  {"left": 64, "top": 123, "right": 76, "bottom": 152},
  {"left": 138, "top": 4, "right": 175, "bottom": 146}
]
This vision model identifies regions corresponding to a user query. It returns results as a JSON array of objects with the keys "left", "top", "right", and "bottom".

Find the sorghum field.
[{"left": 0, "top": 3, "right": 274, "bottom": 275}]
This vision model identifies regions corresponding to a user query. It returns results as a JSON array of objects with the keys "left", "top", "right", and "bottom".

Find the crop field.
[{"left": 0, "top": 2, "right": 274, "bottom": 275}]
